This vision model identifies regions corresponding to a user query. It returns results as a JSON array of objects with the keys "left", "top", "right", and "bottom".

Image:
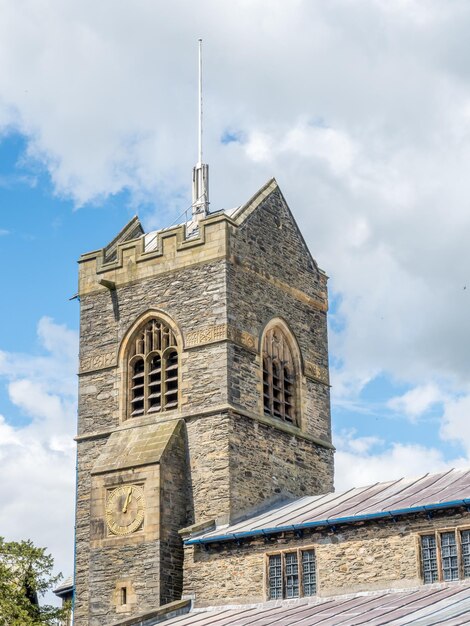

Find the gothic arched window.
[
  {"left": 262, "top": 325, "right": 299, "bottom": 426},
  {"left": 127, "top": 319, "right": 179, "bottom": 418}
]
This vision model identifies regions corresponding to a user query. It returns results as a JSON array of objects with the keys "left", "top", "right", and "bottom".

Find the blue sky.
[
  {"left": 1, "top": 127, "right": 462, "bottom": 459},
  {"left": 2, "top": 0, "right": 470, "bottom": 599}
]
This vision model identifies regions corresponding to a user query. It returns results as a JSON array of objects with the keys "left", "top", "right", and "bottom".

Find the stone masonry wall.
[
  {"left": 183, "top": 509, "right": 470, "bottom": 607},
  {"left": 75, "top": 259, "right": 230, "bottom": 624},
  {"left": 185, "top": 413, "right": 231, "bottom": 524},
  {"left": 223, "top": 186, "right": 334, "bottom": 519},
  {"left": 159, "top": 424, "right": 189, "bottom": 605},
  {"left": 88, "top": 462, "right": 162, "bottom": 626},
  {"left": 227, "top": 187, "right": 332, "bottom": 445},
  {"left": 74, "top": 438, "right": 108, "bottom": 626},
  {"left": 228, "top": 412, "right": 334, "bottom": 520},
  {"left": 78, "top": 259, "right": 229, "bottom": 437}
]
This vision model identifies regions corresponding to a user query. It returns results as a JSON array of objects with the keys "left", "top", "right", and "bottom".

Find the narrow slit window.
[
  {"left": 441, "top": 532, "right": 459, "bottom": 581},
  {"left": 120, "top": 587, "right": 127, "bottom": 605},
  {"left": 302, "top": 550, "right": 317, "bottom": 596},
  {"left": 285, "top": 552, "right": 299, "bottom": 598},
  {"left": 127, "top": 319, "right": 179, "bottom": 418},
  {"left": 262, "top": 325, "right": 299, "bottom": 426},
  {"left": 284, "top": 366, "right": 294, "bottom": 423},
  {"left": 164, "top": 349, "right": 179, "bottom": 410},
  {"left": 268, "top": 555, "right": 282, "bottom": 600},
  {"left": 147, "top": 354, "right": 162, "bottom": 413},
  {"left": 461, "top": 530, "right": 470, "bottom": 578},
  {"left": 421, "top": 535, "right": 439, "bottom": 584},
  {"left": 263, "top": 357, "right": 271, "bottom": 414}
]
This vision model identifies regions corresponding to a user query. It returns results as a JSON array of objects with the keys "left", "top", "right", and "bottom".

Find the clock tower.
[{"left": 73, "top": 179, "right": 334, "bottom": 625}]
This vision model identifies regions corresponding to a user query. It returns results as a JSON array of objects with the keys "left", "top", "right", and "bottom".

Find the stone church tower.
[{"left": 73, "top": 178, "right": 334, "bottom": 625}]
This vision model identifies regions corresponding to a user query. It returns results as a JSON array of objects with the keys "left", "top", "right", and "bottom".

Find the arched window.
[
  {"left": 127, "top": 319, "right": 179, "bottom": 418},
  {"left": 262, "top": 325, "right": 298, "bottom": 426}
]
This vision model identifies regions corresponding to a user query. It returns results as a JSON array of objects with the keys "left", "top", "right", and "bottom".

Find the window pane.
[
  {"left": 302, "top": 550, "right": 317, "bottom": 596},
  {"left": 268, "top": 555, "right": 283, "bottom": 599},
  {"left": 440, "top": 532, "right": 459, "bottom": 581},
  {"left": 421, "top": 535, "right": 439, "bottom": 584},
  {"left": 285, "top": 553, "right": 299, "bottom": 598},
  {"left": 461, "top": 530, "right": 470, "bottom": 579}
]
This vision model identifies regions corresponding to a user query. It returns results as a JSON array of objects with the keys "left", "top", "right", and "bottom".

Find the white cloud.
[
  {"left": 335, "top": 430, "right": 469, "bottom": 492},
  {"left": 244, "top": 122, "right": 357, "bottom": 176},
  {"left": 388, "top": 384, "right": 445, "bottom": 421},
  {"left": 440, "top": 394, "right": 470, "bottom": 456},
  {"left": 0, "top": 316, "right": 77, "bottom": 397},
  {"left": 0, "top": 317, "right": 77, "bottom": 595}
]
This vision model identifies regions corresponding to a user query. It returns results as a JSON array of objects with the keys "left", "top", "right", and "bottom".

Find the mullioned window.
[
  {"left": 267, "top": 549, "right": 317, "bottom": 599},
  {"left": 420, "top": 529, "right": 470, "bottom": 584}
]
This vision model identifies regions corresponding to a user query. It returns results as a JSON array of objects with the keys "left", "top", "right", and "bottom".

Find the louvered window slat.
[
  {"left": 262, "top": 326, "right": 298, "bottom": 426},
  {"left": 127, "top": 320, "right": 179, "bottom": 418}
]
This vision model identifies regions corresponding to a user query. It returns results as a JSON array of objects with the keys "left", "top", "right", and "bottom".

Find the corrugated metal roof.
[
  {"left": 157, "top": 582, "right": 470, "bottom": 626},
  {"left": 186, "top": 468, "right": 470, "bottom": 544}
]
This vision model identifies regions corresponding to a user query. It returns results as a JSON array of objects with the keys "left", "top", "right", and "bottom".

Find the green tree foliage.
[{"left": 0, "top": 537, "right": 67, "bottom": 626}]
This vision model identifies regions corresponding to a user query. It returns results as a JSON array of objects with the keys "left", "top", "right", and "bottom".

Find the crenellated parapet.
[{"left": 78, "top": 212, "right": 232, "bottom": 297}]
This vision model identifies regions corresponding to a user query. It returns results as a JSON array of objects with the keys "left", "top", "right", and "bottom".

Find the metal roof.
[
  {"left": 157, "top": 582, "right": 470, "bottom": 626},
  {"left": 53, "top": 575, "right": 73, "bottom": 597},
  {"left": 186, "top": 468, "right": 470, "bottom": 545}
]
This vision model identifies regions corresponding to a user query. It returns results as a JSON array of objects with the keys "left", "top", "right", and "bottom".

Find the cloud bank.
[{"left": 0, "top": 318, "right": 77, "bottom": 590}]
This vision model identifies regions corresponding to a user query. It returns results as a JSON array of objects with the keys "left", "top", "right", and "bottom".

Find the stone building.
[
  {"left": 53, "top": 576, "right": 73, "bottom": 626},
  {"left": 71, "top": 177, "right": 470, "bottom": 626}
]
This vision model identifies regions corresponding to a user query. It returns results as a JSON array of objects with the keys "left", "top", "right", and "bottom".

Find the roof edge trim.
[{"left": 184, "top": 498, "right": 470, "bottom": 545}]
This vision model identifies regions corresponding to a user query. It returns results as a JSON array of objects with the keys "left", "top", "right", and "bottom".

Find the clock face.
[{"left": 105, "top": 485, "right": 145, "bottom": 536}]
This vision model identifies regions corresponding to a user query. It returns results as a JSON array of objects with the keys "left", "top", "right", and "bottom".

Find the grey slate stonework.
[{"left": 74, "top": 180, "right": 334, "bottom": 625}]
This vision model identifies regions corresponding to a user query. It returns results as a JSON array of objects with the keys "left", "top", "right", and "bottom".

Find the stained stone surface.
[
  {"left": 91, "top": 420, "right": 181, "bottom": 475},
  {"left": 74, "top": 181, "right": 334, "bottom": 625}
]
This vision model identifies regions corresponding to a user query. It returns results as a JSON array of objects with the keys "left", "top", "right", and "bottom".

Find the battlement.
[
  {"left": 78, "top": 178, "right": 328, "bottom": 310},
  {"left": 77, "top": 178, "right": 282, "bottom": 297},
  {"left": 78, "top": 212, "right": 231, "bottom": 297}
]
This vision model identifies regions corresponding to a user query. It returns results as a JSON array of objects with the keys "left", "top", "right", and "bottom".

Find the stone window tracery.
[
  {"left": 262, "top": 325, "right": 298, "bottom": 426},
  {"left": 127, "top": 319, "right": 179, "bottom": 418}
]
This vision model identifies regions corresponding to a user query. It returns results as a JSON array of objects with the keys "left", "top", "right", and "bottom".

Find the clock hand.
[{"left": 122, "top": 487, "right": 132, "bottom": 513}]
